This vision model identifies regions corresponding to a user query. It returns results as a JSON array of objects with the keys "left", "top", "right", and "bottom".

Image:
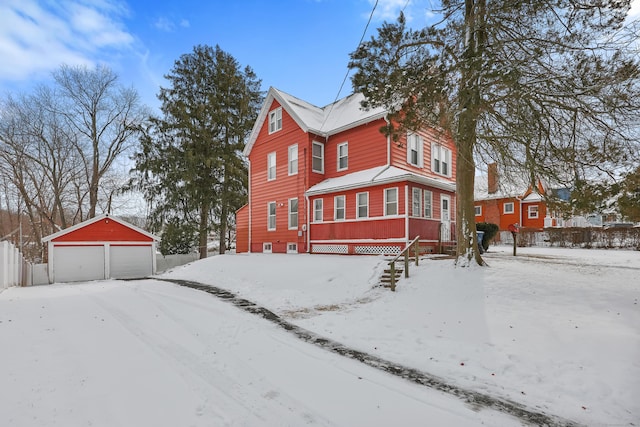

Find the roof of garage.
[{"left": 42, "top": 214, "right": 160, "bottom": 243}]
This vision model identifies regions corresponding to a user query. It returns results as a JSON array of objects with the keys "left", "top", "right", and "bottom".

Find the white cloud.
[{"left": 0, "top": 0, "right": 134, "bottom": 82}]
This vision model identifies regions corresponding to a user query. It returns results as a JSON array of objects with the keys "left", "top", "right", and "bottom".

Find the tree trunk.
[{"left": 198, "top": 203, "right": 209, "bottom": 259}]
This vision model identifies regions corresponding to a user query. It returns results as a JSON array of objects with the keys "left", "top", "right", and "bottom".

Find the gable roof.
[
  {"left": 42, "top": 214, "right": 160, "bottom": 243},
  {"left": 244, "top": 87, "right": 387, "bottom": 156},
  {"left": 306, "top": 165, "right": 456, "bottom": 196}
]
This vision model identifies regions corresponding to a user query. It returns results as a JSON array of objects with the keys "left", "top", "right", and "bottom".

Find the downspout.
[
  {"left": 385, "top": 115, "right": 391, "bottom": 166},
  {"left": 247, "top": 159, "right": 252, "bottom": 253},
  {"left": 405, "top": 184, "right": 409, "bottom": 244},
  {"left": 304, "top": 147, "right": 310, "bottom": 253}
]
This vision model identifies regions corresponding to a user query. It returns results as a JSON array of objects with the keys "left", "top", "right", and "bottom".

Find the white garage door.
[
  {"left": 54, "top": 245, "right": 105, "bottom": 283},
  {"left": 110, "top": 245, "right": 153, "bottom": 279}
]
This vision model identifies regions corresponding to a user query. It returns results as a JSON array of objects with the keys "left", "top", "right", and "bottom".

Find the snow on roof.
[
  {"left": 244, "top": 88, "right": 387, "bottom": 156},
  {"left": 306, "top": 165, "right": 455, "bottom": 196}
]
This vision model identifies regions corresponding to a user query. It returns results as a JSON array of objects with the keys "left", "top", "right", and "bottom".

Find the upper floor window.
[
  {"left": 504, "top": 202, "right": 514, "bottom": 214},
  {"left": 337, "top": 142, "right": 348, "bottom": 171},
  {"left": 334, "top": 195, "right": 345, "bottom": 220},
  {"left": 267, "top": 202, "right": 276, "bottom": 230},
  {"left": 432, "top": 143, "right": 452, "bottom": 177},
  {"left": 407, "top": 133, "right": 423, "bottom": 167},
  {"left": 312, "top": 141, "right": 324, "bottom": 173},
  {"left": 424, "top": 190, "right": 433, "bottom": 218},
  {"left": 267, "top": 152, "right": 276, "bottom": 181},
  {"left": 385, "top": 188, "right": 398, "bottom": 216},
  {"left": 288, "top": 144, "right": 298, "bottom": 175},
  {"left": 412, "top": 188, "right": 422, "bottom": 217},
  {"left": 528, "top": 205, "right": 539, "bottom": 219},
  {"left": 269, "top": 107, "right": 282, "bottom": 134},
  {"left": 475, "top": 205, "right": 482, "bottom": 216},
  {"left": 313, "top": 199, "right": 323, "bottom": 222},
  {"left": 289, "top": 198, "right": 298, "bottom": 229},
  {"left": 357, "top": 192, "right": 368, "bottom": 219}
]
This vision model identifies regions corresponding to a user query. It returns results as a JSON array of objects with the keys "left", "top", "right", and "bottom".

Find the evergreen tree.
[
  {"left": 349, "top": 1, "right": 640, "bottom": 265},
  {"left": 130, "top": 45, "right": 263, "bottom": 258}
]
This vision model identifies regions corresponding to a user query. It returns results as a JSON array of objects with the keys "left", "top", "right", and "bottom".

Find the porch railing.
[{"left": 387, "top": 235, "right": 421, "bottom": 291}]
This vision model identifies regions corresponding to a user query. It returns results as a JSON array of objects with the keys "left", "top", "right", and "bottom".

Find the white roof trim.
[{"left": 42, "top": 213, "right": 160, "bottom": 243}]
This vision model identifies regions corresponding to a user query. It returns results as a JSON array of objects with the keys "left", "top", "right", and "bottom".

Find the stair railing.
[{"left": 387, "top": 236, "right": 420, "bottom": 292}]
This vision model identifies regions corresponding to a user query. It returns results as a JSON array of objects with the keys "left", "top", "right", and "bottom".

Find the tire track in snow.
[{"left": 155, "top": 277, "right": 582, "bottom": 427}]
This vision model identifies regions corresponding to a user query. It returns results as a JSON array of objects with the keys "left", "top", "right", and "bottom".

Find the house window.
[
  {"left": 289, "top": 198, "right": 298, "bottom": 229},
  {"left": 312, "top": 141, "right": 324, "bottom": 173},
  {"left": 412, "top": 188, "right": 422, "bottom": 217},
  {"left": 313, "top": 199, "right": 323, "bottom": 222},
  {"left": 475, "top": 205, "right": 482, "bottom": 216},
  {"left": 407, "top": 133, "right": 423, "bottom": 167},
  {"left": 504, "top": 202, "right": 514, "bottom": 214},
  {"left": 528, "top": 205, "right": 539, "bottom": 219},
  {"left": 268, "top": 202, "right": 276, "bottom": 230},
  {"left": 424, "top": 190, "right": 432, "bottom": 218},
  {"left": 263, "top": 242, "right": 272, "bottom": 253},
  {"left": 357, "top": 192, "right": 368, "bottom": 219},
  {"left": 385, "top": 188, "right": 398, "bottom": 216},
  {"left": 267, "top": 152, "right": 276, "bottom": 181},
  {"left": 334, "top": 195, "right": 345, "bottom": 220},
  {"left": 287, "top": 243, "right": 297, "bottom": 253},
  {"left": 337, "top": 142, "right": 348, "bottom": 171},
  {"left": 432, "top": 143, "right": 452, "bottom": 177},
  {"left": 269, "top": 107, "right": 282, "bottom": 134},
  {"left": 288, "top": 144, "right": 298, "bottom": 175}
]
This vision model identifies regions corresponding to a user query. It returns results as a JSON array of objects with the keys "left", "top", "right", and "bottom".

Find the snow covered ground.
[{"left": 1, "top": 246, "right": 638, "bottom": 426}]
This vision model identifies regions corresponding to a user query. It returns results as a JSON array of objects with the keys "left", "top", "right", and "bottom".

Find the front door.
[{"left": 441, "top": 195, "right": 451, "bottom": 241}]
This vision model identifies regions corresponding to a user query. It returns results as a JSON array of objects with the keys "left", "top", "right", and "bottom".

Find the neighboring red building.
[
  {"left": 236, "top": 87, "right": 457, "bottom": 255},
  {"left": 474, "top": 164, "right": 549, "bottom": 231}
]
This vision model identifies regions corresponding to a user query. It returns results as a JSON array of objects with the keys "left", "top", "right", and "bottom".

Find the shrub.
[{"left": 476, "top": 222, "right": 499, "bottom": 251}]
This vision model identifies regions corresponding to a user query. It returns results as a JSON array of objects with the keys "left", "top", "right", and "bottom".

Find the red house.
[{"left": 236, "top": 87, "right": 457, "bottom": 255}]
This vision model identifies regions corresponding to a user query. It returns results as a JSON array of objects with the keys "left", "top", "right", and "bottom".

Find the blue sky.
[{"left": 0, "top": 0, "right": 440, "bottom": 111}]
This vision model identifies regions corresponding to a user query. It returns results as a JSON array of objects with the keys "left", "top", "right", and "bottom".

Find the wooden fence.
[{"left": 0, "top": 240, "right": 30, "bottom": 289}]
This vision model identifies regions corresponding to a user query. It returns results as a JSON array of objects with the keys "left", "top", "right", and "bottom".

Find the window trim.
[
  {"left": 356, "top": 191, "right": 369, "bottom": 219},
  {"left": 312, "top": 141, "right": 324, "bottom": 174},
  {"left": 432, "top": 143, "right": 452, "bottom": 178},
  {"left": 384, "top": 187, "right": 398, "bottom": 216},
  {"left": 528, "top": 204, "right": 539, "bottom": 219},
  {"left": 407, "top": 133, "right": 423, "bottom": 167},
  {"left": 267, "top": 152, "right": 276, "bottom": 181},
  {"left": 288, "top": 198, "right": 298, "bottom": 230},
  {"left": 475, "top": 205, "right": 482, "bottom": 216},
  {"left": 412, "top": 187, "right": 422, "bottom": 217},
  {"left": 313, "top": 198, "right": 323, "bottom": 223},
  {"left": 337, "top": 142, "right": 348, "bottom": 171},
  {"left": 263, "top": 242, "right": 272, "bottom": 253},
  {"left": 334, "top": 195, "right": 345, "bottom": 221},
  {"left": 288, "top": 144, "right": 298, "bottom": 176},
  {"left": 287, "top": 243, "right": 297, "bottom": 254},
  {"left": 268, "top": 107, "right": 282, "bottom": 134},
  {"left": 424, "top": 190, "right": 433, "bottom": 218},
  {"left": 267, "top": 201, "right": 276, "bottom": 231},
  {"left": 504, "top": 202, "right": 515, "bottom": 214}
]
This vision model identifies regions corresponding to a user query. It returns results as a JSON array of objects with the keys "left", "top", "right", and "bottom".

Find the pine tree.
[
  {"left": 130, "top": 45, "right": 263, "bottom": 257},
  {"left": 349, "top": 1, "right": 640, "bottom": 265}
]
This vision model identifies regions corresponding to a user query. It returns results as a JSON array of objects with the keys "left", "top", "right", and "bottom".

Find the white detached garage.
[{"left": 42, "top": 214, "right": 160, "bottom": 283}]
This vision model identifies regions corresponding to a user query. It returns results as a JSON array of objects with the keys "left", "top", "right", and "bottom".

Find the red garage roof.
[{"left": 42, "top": 214, "right": 160, "bottom": 243}]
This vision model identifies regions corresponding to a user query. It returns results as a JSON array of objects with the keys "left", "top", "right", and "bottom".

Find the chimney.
[{"left": 488, "top": 163, "right": 498, "bottom": 194}]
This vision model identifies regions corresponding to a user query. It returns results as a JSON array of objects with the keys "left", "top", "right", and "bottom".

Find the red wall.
[{"left": 53, "top": 218, "right": 153, "bottom": 242}]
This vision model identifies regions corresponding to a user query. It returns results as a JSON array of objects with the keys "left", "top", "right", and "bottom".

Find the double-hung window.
[
  {"left": 528, "top": 205, "right": 539, "bottom": 219},
  {"left": 288, "top": 144, "right": 298, "bottom": 175},
  {"left": 334, "top": 195, "right": 345, "bottom": 220},
  {"left": 412, "top": 188, "right": 422, "bottom": 217},
  {"left": 432, "top": 143, "right": 452, "bottom": 177},
  {"left": 269, "top": 107, "right": 282, "bottom": 133},
  {"left": 337, "top": 142, "right": 348, "bottom": 171},
  {"left": 288, "top": 198, "right": 298, "bottom": 229},
  {"left": 356, "top": 192, "right": 368, "bottom": 219},
  {"left": 385, "top": 188, "right": 398, "bottom": 216},
  {"left": 407, "top": 133, "right": 423, "bottom": 167},
  {"left": 267, "top": 152, "right": 276, "bottom": 181},
  {"left": 267, "top": 202, "right": 276, "bottom": 230},
  {"left": 312, "top": 141, "right": 324, "bottom": 173},
  {"left": 313, "top": 199, "right": 323, "bottom": 222},
  {"left": 475, "top": 205, "right": 482, "bottom": 216},
  {"left": 504, "top": 202, "right": 514, "bottom": 214},
  {"left": 424, "top": 190, "right": 433, "bottom": 218}
]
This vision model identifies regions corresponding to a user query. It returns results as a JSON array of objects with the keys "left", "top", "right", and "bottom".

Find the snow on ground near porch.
[{"left": 162, "top": 247, "right": 640, "bottom": 426}]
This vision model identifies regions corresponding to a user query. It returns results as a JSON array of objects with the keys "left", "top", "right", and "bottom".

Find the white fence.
[{"left": 0, "top": 240, "right": 29, "bottom": 289}]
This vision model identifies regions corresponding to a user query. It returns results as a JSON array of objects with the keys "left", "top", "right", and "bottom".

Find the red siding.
[
  {"left": 311, "top": 218, "right": 405, "bottom": 240},
  {"left": 390, "top": 128, "right": 457, "bottom": 183},
  {"left": 521, "top": 201, "right": 546, "bottom": 229},
  {"left": 53, "top": 218, "right": 152, "bottom": 242}
]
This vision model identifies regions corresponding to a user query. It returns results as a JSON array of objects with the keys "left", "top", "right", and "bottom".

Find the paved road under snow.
[{"left": 0, "top": 279, "right": 519, "bottom": 427}]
